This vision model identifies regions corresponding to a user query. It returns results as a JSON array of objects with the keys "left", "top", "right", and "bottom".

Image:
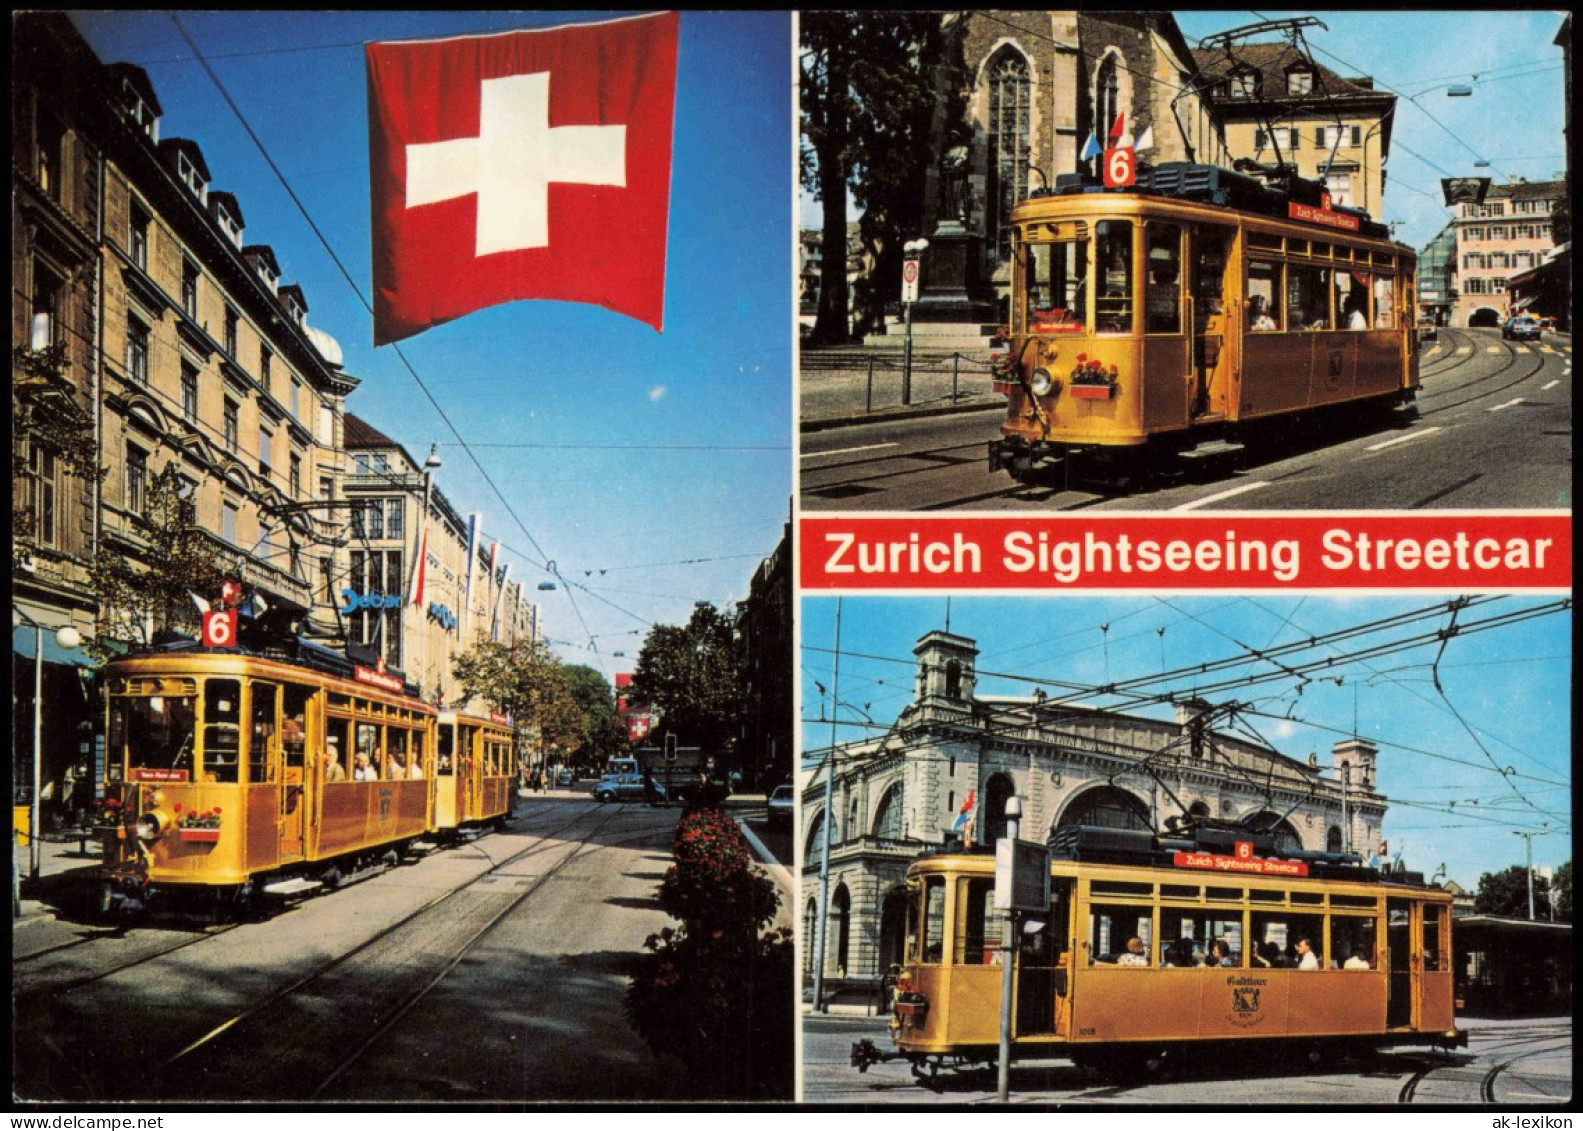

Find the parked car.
[
  {"left": 593, "top": 772, "right": 664, "bottom": 803},
  {"left": 555, "top": 768, "right": 574, "bottom": 788},
  {"left": 767, "top": 784, "right": 794, "bottom": 829},
  {"left": 1501, "top": 315, "right": 1542, "bottom": 342},
  {"left": 1417, "top": 318, "right": 1438, "bottom": 342}
]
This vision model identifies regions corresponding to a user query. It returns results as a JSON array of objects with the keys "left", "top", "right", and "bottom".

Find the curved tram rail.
[{"left": 853, "top": 823, "right": 1466, "bottom": 1087}]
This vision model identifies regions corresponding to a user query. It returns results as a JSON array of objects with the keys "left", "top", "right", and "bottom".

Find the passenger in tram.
[
  {"left": 387, "top": 751, "right": 407, "bottom": 780},
  {"left": 1345, "top": 296, "right": 1368, "bottom": 330},
  {"left": 324, "top": 740, "right": 346, "bottom": 783},
  {"left": 1294, "top": 937, "right": 1321, "bottom": 970},
  {"left": 1249, "top": 296, "right": 1277, "bottom": 331},
  {"left": 1343, "top": 948, "right": 1372, "bottom": 970},
  {"left": 1252, "top": 941, "right": 1281, "bottom": 968},
  {"left": 408, "top": 755, "right": 424, "bottom": 780},
  {"left": 1116, "top": 937, "right": 1149, "bottom": 967},
  {"left": 1208, "top": 939, "right": 1236, "bottom": 968},
  {"left": 353, "top": 752, "right": 377, "bottom": 782}
]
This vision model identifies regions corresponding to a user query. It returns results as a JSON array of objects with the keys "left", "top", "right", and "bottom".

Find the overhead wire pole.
[{"left": 812, "top": 598, "right": 841, "bottom": 1013}]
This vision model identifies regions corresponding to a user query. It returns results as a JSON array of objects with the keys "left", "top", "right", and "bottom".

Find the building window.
[
  {"left": 1491, "top": 252, "right": 1510, "bottom": 269},
  {"left": 289, "top": 377, "right": 301, "bottom": 419},
  {"left": 1324, "top": 172, "right": 1353, "bottom": 208},
  {"left": 36, "top": 111, "right": 65, "bottom": 200},
  {"left": 1287, "top": 69, "right": 1313, "bottom": 95},
  {"left": 261, "top": 347, "right": 273, "bottom": 392},
  {"left": 224, "top": 307, "right": 238, "bottom": 357},
  {"left": 181, "top": 259, "right": 199, "bottom": 317},
  {"left": 318, "top": 475, "right": 332, "bottom": 502},
  {"left": 22, "top": 444, "right": 58, "bottom": 547},
  {"left": 129, "top": 204, "right": 150, "bottom": 271},
  {"left": 1465, "top": 227, "right": 1484, "bottom": 241},
  {"left": 258, "top": 424, "right": 272, "bottom": 471},
  {"left": 364, "top": 499, "right": 385, "bottom": 539},
  {"left": 1229, "top": 69, "right": 1259, "bottom": 99},
  {"left": 126, "top": 318, "right": 149, "bottom": 384},
  {"left": 180, "top": 361, "right": 199, "bottom": 422},
  {"left": 222, "top": 500, "right": 238, "bottom": 545},
  {"left": 223, "top": 399, "right": 239, "bottom": 451},
  {"left": 987, "top": 48, "right": 1031, "bottom": 264},
  {"left": 1489, "top": 226, "right": 1508, "bottom": 241},
  {"left": 126, "top": 444, "right": 148, "bottom": 516},
  {"left": 386, "top": 498, "right": 403, "bottom": 540},
  {"left": 1465, "top": 278, "right": 1486, "bottom": 295},
  {"left": 1489, "top": 277, "right": 1507, "bottom": 293},
  {"left": 30, "top": 263, "right": 64, "bottom": 351},
  {"left": 289, "top": 453, "right": 301, "bottom": 498},
  {"left": 348, "top": 548, "right": 403, "bottom": 668}
]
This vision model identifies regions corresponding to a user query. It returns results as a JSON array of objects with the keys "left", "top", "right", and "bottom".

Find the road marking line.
[
  {"left": 1540, "top": 346, "right": 1556, "bottom": 353},
  {"left": 1366, "top": 426, "right": 1441, "bottom": 452},
  {"left": 1486, "top": 346, "right": 1503, "bottom": 353},
  {"left": 1456, "top": 347, "right": 1472, "bottom": 355},
  {"left": 1541, "top": 380, "right": 1559, "bottom": 391},
  {"left": 1173, "top": 481, "right": 1269, "bottom": 511},
  {"left": 1489, "top": 398, "right": 1525, "bottom": 412},
  {"left": 803, "top": 442, "right": 899, "bottom": 459}
]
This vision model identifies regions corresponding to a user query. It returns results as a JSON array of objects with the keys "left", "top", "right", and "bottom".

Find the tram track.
[
  {"left": 1396, "top": 1023, "right": 1572, "bottom": 1105},
  {"left": 11, "top": 801, "right": 593, "bottom": 1001},
  {"left": 1416, "top": 331, "right": 1553, "bottom": 417},
  {"left": 142, "top": 805, "right": 677, "bottom": 1100}
]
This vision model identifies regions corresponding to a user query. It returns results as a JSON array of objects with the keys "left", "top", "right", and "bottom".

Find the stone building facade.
[
  {"left": 735, "top": 519, "right": 793, "bottom": 789},
  {"left": 801, "top": 629, "right": 1387, "bottom": 984}
]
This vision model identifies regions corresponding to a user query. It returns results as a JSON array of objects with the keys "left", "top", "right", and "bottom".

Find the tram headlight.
[
  {"left": 134, "top": 811, "right": 169, "bottom": 843},
  {"left": 1029, "top": 367, "right": 1057, "bottom": 398}
]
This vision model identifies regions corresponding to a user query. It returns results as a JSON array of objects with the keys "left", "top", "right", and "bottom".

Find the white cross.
[{"left": 405, "top": 71, "right": 627, "bottom": 256}]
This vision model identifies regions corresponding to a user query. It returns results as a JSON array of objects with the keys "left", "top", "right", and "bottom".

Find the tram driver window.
[
  {"left": 1026, "top": 240, "right": 1088, "bottom": 332},
  {"left": 1422, "top": 904, "right": 1447, "bottom": 972},
  {"left": 249, "top": 683, "right": 278, "bottom": 784},
  {"left": 1145, "top": 224, "right": 1182, "bottom": 334},
  {"left": 1248, "top": 260, "right": 1281, "bottom": 330},
  {"left": 1335, "top": 270, "right": 1370, "bottom": 330},
  {"left": 955, "top": 877, "right": 1009, "bottom": 965},
  {"left": 281, "top": 687, "right": 309, "bottom": 771},
  {"left": 1094, "top": 221, "right": 1133, "bottom": 333},
  {"left": 1373, "top": 274, "right": 1396, "bottom": 329},
  {"left": 437, "top": 725, "right": 455, "bottom": 776},
  {"left": 203, "top": 680, "right": 241, "bottom": 783},
  {"left": 114, "top": 692, "right": 198, "bottom": 773},
  {"left": 921, "top": 876, "right": 946, "bottom": 964}
]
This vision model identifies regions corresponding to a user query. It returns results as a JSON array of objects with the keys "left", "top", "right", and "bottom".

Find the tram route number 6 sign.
[
  {"left": 901, "top": 257, "right": 921, "bottom": 305},
  {"left": 1104, "top": 146, "right": 1136, "bottom": 189},
  {"left": 202, "top": 610, "right": 238, "bottom": 648}
]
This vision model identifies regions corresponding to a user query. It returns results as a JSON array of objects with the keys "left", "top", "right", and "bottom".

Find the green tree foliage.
[
  {"left": 801, "top": 13, "right": 940, "bottom": 342},
  {"left": 90, "top": 462, "right": 235, "bottom": 654},
  {"left": 451, "top": 639, "right": 582, "bottom": 753},
  {"left": 1552, "top": 860, "right": 1571, "bottom": 922},
  {"left": 627, "top": 603, "right": 742, "bottom": 759},
  {"left": 12, "top": 344, "right": 105, "bottom": 559},
  {"left": 560, "top": 664, "right": 627, "bottom": 772},
  {"left": 1474, "top": 864, "right": 1552, "bottom": 918}
]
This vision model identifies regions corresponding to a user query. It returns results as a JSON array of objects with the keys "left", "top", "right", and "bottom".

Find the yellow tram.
[
  {"left": 988, "top": 163, "right": 1419, "bottom": 483},
  {"left": 96, "top": 640, "right": 515, "bottom": 912},
  {"left": 857, "top": 824, "right": 1463, "bottom": 1083},
  {"left": 433, "top": 709, "right": 517, "bottom": 834}
]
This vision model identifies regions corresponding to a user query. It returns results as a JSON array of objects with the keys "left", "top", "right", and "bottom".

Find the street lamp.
[{"left": 12, "top": 608, "right": 84, "bottom": 881}]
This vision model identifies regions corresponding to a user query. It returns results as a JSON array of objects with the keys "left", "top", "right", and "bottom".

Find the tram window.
[
  {"left": 1145, "top": 224, "right": 1182, "bottom": 334},
  {"left": 1332, "top": 915, "right": 1378, "bottom": 969},
  {"left": 203, "top": 680, "right": 241, "bottom": 783},
  {"left": 1372, "top": 275, "right": 1396, "bottom": 329},
  {"left": 1335, "top": 269, "right": 1370, "bottom": 329},
  {"left": 1291, "top": 891, "right": 1324, "bottom": 906},
  {"left": 1089, "top": 904, "right": 1152, "bottom": 965},
  {"left": 1161, "top": 884, "right": 1201, "bottom": 900},
  {"left": 1160, "top": 909, "right": 1242, "bottom": 966},
  {"left": 328, "top": 693, "right": 350, "bottom": 710},
  {"left": 1094, "top": 221, "right": 1133, "bottom": 333},
  {"left": 922, "top": 877, "right": 946, "bottom": 964},
  {"left": 324, "top": 716, "right": 350, "bottom": 784},
  {"left": 1249, "top": 888, "right": 1284, "bottom": 903},
  {"left": 1025, "top": 239, "right": 1088, "bottom": 332},
  {"left": 386, "top": 727, "right": 408, "bottom": 779},
  {"left": 1288, "top": 239, "right": 1309, "bottom": 257},
  {"left": 113, "top": 693, "right": 197, "bottom": 773},
  {"left": 1331, "top": 894, "right": 1377, "bottom": 910},
  {"left": 1247, "top": 231, "right": 1281, "bottom": 251},
  {"left": 1422, "top": 904, "right": 1447, "bottom": 972},
  {"left": 249, "top": 683, "right": 278, "bottom": 784},
  {"left": 437, "top": 726, "right": 455, "bottom": 775},
  {"left": 1286, "top": 263, "right": 1331, "bottom": 329},
  {"left": 1207, "top": 886, "right": 1243, "bottom": 902},
  {"left": 1091, "top": 880, "right": 1152, "bottom": 898},
  {"left": 1250, "top": 912, "right": 1324, "bottom": 968},
  {"left": 281, "top": 686, "right": 309, "bottom": 770},
  {"left": 955, "top": 878, "right": 1009, "bottom": 965},
  {"left": 1248, "top": 260, "right": 1281, "bottom": 330},
  {"left": 355, "top": 722, "right": 380, "bottom": 779}
]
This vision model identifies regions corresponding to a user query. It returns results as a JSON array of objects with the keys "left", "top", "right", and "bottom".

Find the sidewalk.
[
  {"left": 801, "top": 345, "right": 1004, "bottom": 432},
  {"left": 12, "top": 829, "right": 105, "bottom": 926}
]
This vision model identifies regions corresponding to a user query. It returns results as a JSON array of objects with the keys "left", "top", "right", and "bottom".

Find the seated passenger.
[
  {"left": 387, "top": 753, "right": 406, "bottom": 780},
  {"left": 324, "top": 745, "right": 346, "bottom": 783},
  {"left": 353, "top": 752, "right": 377, "bottom": 782},
  {"left": 409, "top": 757, "right": 424, "bottom": 780},
  {"left": 1208, "top": 939, "right": 1236, "bottom": 968},
  {"left": 1294, "top": 937, "right": 1321, "bottom": 970},
  {"left": 1116, "top": 936, "right": 1149, "bottom": 967},
  {"left": 1250, "top": 295, "right": 1277, "bottom": 331},
  {"left": 1343, "top": 948, "right": 1371, "bottom": 970},
  {"left": 1252, "top": 941, "right": 1279, "bottom": 968}
]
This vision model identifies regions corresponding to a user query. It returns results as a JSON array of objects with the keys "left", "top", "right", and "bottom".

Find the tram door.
[
  {"left": 462, "top": 724, "right": 481, "bottom": 819},
  {"left": 278, "top": 685, "right": 310, "bottom": 860},
  {"left": 1014, "top": 881, "right": 1069, "bottom": 1037},
  {"left": 1386, "top": 897, "right": 1414, "bottom": 1028},
  {"left": 1189, "top": 225, "right": 1234, "bottom": 418}
]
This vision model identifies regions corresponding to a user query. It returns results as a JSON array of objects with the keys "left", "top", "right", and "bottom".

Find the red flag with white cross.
[{"left": 367, "top": 12, "right": 679, "bottom": 344}]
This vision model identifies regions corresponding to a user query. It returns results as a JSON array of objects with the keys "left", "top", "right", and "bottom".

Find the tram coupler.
[
  {"left": 851, "top": 1038, "right": 903, "bottom": 1073},
  {"left": 988, "top": 437, "right": 1061, "bottom": 478}
]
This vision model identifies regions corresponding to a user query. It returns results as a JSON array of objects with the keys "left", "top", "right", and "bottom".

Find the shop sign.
[
  {"left": 427, "top": 602, "right": 457, "bottom": 632},
  {"left": 342, "top": 589, "right": 403, "bottom": 614}
]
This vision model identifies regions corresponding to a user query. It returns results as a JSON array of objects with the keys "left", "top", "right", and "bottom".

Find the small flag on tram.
[
  {"left": 1080, "top": 133, "right": 1103, "bottom": 162},
  {"left": 1134, "top": 124, "right": 1154, "bottom": 153},
  {"left": 1109, "top": 111, "right": 1126, "bottom": 140},
  {"left": 366, "top": 12, "right": 680, "bottom": 344},
  {"left": 952, "top": 789, "right": 976, "bottom": 831}
]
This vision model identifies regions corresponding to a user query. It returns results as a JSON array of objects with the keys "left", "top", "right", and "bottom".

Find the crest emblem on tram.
[{"left": 1232, "top": 987, "right": 1261, "bottom": 1014}]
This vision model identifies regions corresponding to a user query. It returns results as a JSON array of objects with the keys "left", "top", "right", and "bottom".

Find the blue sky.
[
  {"left": 802, "top": 596, "right": 1571, "bottom": 889},
  {"left": 800, "top": 10, "right": 1568, "bottom": 255},
  {"left": 70, "top": 11, "right": 793, "bottom": 683}
]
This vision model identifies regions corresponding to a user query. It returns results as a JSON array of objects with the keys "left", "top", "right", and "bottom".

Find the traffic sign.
[
  {"left": 1103, "top": 146, "right": 1136, "bottom": 188},
  {"left": 901, "top": 257, "right": 921, "bottom": 304}
]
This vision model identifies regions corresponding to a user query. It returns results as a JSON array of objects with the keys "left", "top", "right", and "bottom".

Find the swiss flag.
[{"left": 367, "top": 12, "right": 679, "bottom": 344}]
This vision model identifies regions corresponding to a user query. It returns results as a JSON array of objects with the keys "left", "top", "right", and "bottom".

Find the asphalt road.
[
  {"left": 802, "top": 1013, "right": 1573, "bottom": 1106},
  {"left": 800, "top": 329, "right": 1571, "bottom": 511},
  {"left": 12, "top": 796, "right": 789, "bottom": 1103}
]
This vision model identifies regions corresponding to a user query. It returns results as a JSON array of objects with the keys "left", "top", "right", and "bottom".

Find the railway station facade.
[{"left": 800, "top": 628, "right": 1388, "bottom": 988}]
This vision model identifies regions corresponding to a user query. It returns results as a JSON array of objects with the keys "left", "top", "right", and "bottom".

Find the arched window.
[
  {"left": 982, "top": 773, "right": 1017, "bottom": 844},
  {"left": 847, "top": 795, "right": 862, "bottom": 842},
  {"left": 1327, "top": 825, "right": 1344, "bottom": 853},
  {"left": 1244, "top": 810, "right": 1304, "bottom": 854},
  {"left": 805, "top": 809, "right": 826, "bottom": 866},
  {"left": 1097, "top": 53, "right": 1122, "bottom": 131},
  {"left": 832, "top": 884, "right": 852, "bottom": 975},
  {"left": 944, "top": 660, "right": 962, "bottom": 699},
  {"left": 873, "top": 783, "right": 904, "bottom": 840},
  {"left": 1188, "top": 800, "right": 1211, "bottom": 819},
  {"left": 804, "top": 898, "right": 819, "bottom": 974},
  {"left": 1055, "top": 786, "right": 1152, "bottom": 833},
  {"left": 987, "top": 48, "right": 1031, "bottom": 263}
]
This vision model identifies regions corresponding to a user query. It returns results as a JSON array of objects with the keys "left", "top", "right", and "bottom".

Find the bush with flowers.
[{"left": 627, "top": 806, "right": 793, "bottom": 1100}]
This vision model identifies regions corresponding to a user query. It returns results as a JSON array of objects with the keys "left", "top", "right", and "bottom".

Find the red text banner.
[
  {"left": 799, "top": 514, "right": 1570, "bottom": 591},
  {"left": 1174, "top": 851, "right": 1309, "bottom": 877}
]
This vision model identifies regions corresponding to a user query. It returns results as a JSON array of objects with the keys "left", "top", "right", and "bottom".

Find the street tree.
[
  {"left": 1474, "top": 864, "right": 1551, "bottom": 918},
  {"left": 451, "top": 639, "right": 582, "bottom": 757},
  {"left": 627, "top": 603, "right": 743, "bottom": 761},
  {"left": 90, "top": 461, "right": 236, "bottom": 655},
  {"left": 13, "top": 344, "right": 105, "bottom": 565},
  {"left": 1552, "top": 860, "right": 1571, "bottom": 922},
  {"left": 801, "top": 12, "right": 938, "bottom": 343},
  {"left": 561, "top": 664, "right": 627, "bottom": 773}
]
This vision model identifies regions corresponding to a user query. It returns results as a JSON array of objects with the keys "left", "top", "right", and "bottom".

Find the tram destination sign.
[
  {"left": 354, "top": 664, "right": 406, "bottom": 693},
  {"left": 1287, "top": 201, "right": 1360, "bottom": 232},
  {"left": 1173, "top": 849, "right": 1309, "bottom": 877}
]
